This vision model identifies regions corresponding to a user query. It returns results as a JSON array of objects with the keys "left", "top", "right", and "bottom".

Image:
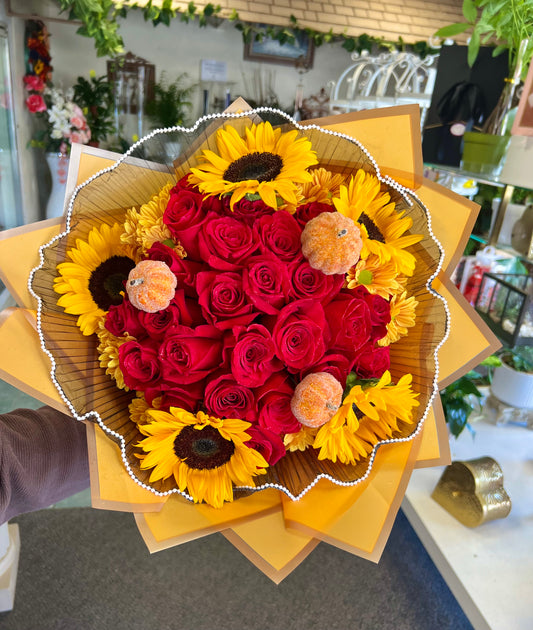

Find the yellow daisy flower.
[
  {"left": 137, "top": 408, "right": 268, "bottom": 507},
  {"left": 129, "top": 393, "right": 162, "bottom": 425},
  {"left": 314, "top": 371, "right": 419, "bottom": 465},
  {"left": 332, "top": 170, "right": 423, "bottom": 276},
  {"left": 378, "top": 291, "right": 418, "bottom": 347},
  {"left": 188, "top": 121, "right": 318, "bottom": 210},
  {"left": 121, "top": 183, "right": 185, "bottom": 258},
  {"left": 346, "top": 255, "right": 403, "bottom": 299},
  {"left": 283, "top": 425, "right": 317, "bottom": 452},
  {"left": 54, "top": 223, "right": 137, "bottom": 336},
  {"left": 298, "top": 167, "right": 346, "bottom": 205},
  {"left": 96, "top": 321, "right": 134, "bottom": 390}
]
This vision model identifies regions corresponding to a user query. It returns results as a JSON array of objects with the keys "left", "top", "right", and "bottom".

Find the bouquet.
[{"left": 30, "top": 109, "right": 446, "bottom": 510}]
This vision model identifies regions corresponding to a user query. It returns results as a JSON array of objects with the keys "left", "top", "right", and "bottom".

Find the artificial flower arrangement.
[
  {"left": 31, "top": 109, "right": 446, "bottom": 510},
  {"left": 23, "top": 20, "right": 91, "bottom": 155}
]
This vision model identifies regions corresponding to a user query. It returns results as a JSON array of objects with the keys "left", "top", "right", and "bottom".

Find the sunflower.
[
  {"left": 284, "top": 425, "right": 318, "bottom": 452},
  {"left": 188, "top": 121, "right": 318, "bottom": 210},
  {"left": 314, "top": 371, "right": 419, "bottom": 465},
  {"left": 378, "top": 291, "right": 418, "bottom": 347},
  {"left": 332, "top": 170, "right": 423, "bottom": 276},
  {"left": 121, "top": 183, "right": 185, "bottom": 258},
  {"left": 346, "top": 255, "right": 403, "bottom": 299},
  {"left": 96, "top": 321, "right": 134, "bottom": 389},
  {"left": 54, "top": 223, "right": 137, "bottom": 336},
  {"left": 137, "top": 408, "right": 268, "bottom": 507}
]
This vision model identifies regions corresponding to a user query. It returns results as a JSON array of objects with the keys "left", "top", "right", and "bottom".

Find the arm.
[{"left": 0, "top": 407, "right": 90, "bottom": 524}]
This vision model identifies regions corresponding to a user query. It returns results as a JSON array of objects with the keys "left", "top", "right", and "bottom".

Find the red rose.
[
  {"left": 246, "top": 425, "right": 286, "bottom": 465},
  {"left": 256, "top": 372, "right": 300, "bottom": 435},
  {"left": 228, "top": 197, "right": 274, "bottom": 224},
  {"left": 289, "top": 260, "right": 344, "bottom": 304},
  {"left": 350, "top": 286, "right": 391, "bottom": 342},
  {"left": 154, "top": 255, "right": 204, "bottom": 298},
  {"left": 119, "top": 339, "right": 161, "bottom": 391},
  {"left": 23, "top": 74, "right": 45, "bottom": 92},
  {"left": 353, "top": 343, "right": 390, "bottom": 379},
  {"left": 324, "top": 292, "right": 371, "bottom": 356},
  {"left": 196, "top": 270, "right": 257, "bottom": 331},
  {"left": 294, "top": 202, "right": 334, "bottom": 227},
  {"left": 105, "top": 297, "right": 145, "bottom": 339},
  {"left": 255, "top": 210, "right": 303, "bottom": 262},
  {"left": 198, "top": 215, "right": 258, "bottom": 270},
  {"left": 243, "top": 255, "right": 291, "bottom": 314},
  {"left": 163, "top": 186, "right": 207, "bottom": 260},
  {"left": 159, "top": 324, "right": 223, "bottom": 385},
  {"left": 204, "top": 373, "right": 255, "bottom": 420},
  {"left": 138, "top": 289, "right": 203, "bottom": 339},
  {"left": 25, "top": 94, "right": 46, "bottom": 113},
  {"left": 230, "top": 324, "right": 282, "bottom": 387},
  {"left": 146, "top": 242, "right": 193, "bottom": 276},
  {"left": 303, "top": 351, "right": 354, "bottom": 385},
  {"left": 273, "top": 299, "right": 329, "bottom": 372},
  {"left": 142, "top": 381, "right": 205, "bottom": 413}
]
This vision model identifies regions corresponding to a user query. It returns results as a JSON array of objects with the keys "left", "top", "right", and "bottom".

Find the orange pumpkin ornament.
[
  {"left": 291, "top": 372, "right": 344, "bottom": 428},
  {"left": 301, "top": 211, "right": 362, "bottom": 275},
  {"left": 126, "top": 260, "right": 177, "bottom": 313}
]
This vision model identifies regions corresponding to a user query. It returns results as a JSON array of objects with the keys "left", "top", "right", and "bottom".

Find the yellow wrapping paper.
[{"left": 0, "top": 105, "right": 500, "bottom": 582}]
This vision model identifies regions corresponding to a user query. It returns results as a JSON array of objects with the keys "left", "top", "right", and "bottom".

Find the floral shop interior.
[{"left": 0, "top": 0, "right": 532, "bottom": 629}]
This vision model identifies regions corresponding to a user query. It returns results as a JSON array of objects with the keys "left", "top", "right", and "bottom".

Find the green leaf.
[
  {"left": 444, "top": 398, "right": 472, "bottom": 437},
  {"left": 467, "top": 28, "right": 481, "bottom": 66},
  {"left": 462, "top": 0, "right": 478, "bottom": 23},
  {"left": 434, "top": 22, "right": 471, "bottom": 37}
]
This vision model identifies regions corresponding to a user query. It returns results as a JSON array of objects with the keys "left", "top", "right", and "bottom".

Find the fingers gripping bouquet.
[{"left": 33, "top": 110, "right": 445, "bottom": 509}]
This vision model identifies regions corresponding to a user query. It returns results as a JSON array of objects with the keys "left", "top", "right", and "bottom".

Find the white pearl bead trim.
[{"left": 27, "top": 107, "right": 449, "bottom": 505}]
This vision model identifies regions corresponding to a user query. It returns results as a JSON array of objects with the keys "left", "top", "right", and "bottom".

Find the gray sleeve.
[{"left": 0, "top": 406, "right": 90, "bottom": 524}]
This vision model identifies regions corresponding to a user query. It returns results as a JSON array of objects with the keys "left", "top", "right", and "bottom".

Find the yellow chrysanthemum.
[
  {"left": 314, "top": 371, "right": 419, "bottom": 465},
  {"left": 121, "top": 183, "right": 185, "bottom": 258},
  {"left": 188, "top": 121, "right": 318, "bottom": 210},
  {"left": 332, "top": 170, "right": 423, "bottom": 276},
  {"left": 137, "top": 408, "right": 268, "bottom": 507},
  {"left": 378, "top": 291, "right": 418, "bottom": 347},
  {"left": 299, "top": 167, "right": 346, "bottom": 205},
  {"left": 346, "top": 255, "right": 403, "bottom": 299},
  {"left": 129, "top": 393, "right": 162, "bottom": 425},
  {"left": 54, "top": 223, "right": 137, "bottom": 336},
  {"left": 96, "top": 321, "right": 134, "bottom": 389},
  {"left": 283, "top": 425, "right": 317, "bottom": 452}
]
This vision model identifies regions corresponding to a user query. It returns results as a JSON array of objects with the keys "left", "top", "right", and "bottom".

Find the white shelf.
[{"left": 403, "top": 420, "right": 533, "bottom": 630}]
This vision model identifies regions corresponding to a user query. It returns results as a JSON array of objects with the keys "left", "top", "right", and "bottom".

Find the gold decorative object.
[{"left": 432, "top": 457, "right": 511, "bottom": 527}]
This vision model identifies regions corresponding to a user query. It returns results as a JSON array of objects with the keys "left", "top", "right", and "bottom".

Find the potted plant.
[
  {"left": 145, "top": 72, "right": 195, "bottom": 129},
  {"left": 490, "top": 346, "right": 533, "bottom": 408},
  {"left": 435, "top": 0, "right": 533, "bottom": 174},
  {"left": 73, "top": 72, "right": 116, "bottom": 147}
]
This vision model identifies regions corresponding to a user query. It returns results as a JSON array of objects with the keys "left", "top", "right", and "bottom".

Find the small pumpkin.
[
  {"left": 126, "top": 260, "right": 177, "bottom": 313},
  {"left": 301, "top": 211, "right": 362, "bottom": 275},
  {"left": 291, "top": 372, "right": 344, "bottom": 428}
]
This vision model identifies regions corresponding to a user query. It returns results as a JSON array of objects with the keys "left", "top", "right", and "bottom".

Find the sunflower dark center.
[
  {"left": 173, "top": 425, "right": 235, "bottom": 470},
  {"left": 88, "top": 255, "right": 136, "bottom": 311},
  {"left": 224, "top": 152, "right": 283, "bottom": 183},
  {"left": 359, "top": 213, "right": 385, "bottom": 243}
]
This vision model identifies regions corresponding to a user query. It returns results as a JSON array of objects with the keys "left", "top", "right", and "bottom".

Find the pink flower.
[
  {"left": 23, "top": 75, "right": 45, "bottom": 92},
  {"left": 25, "top": 94, "right": 46, "bottom": 113}
]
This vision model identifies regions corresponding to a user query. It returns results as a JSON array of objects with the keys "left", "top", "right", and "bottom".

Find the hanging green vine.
[{"left": 56, "top": 1, "right": 439, "bottom": 59}]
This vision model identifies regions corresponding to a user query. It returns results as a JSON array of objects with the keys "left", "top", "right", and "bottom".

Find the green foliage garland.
[{"left": 56, "top": 1, "right": 439, "bottom": 59}]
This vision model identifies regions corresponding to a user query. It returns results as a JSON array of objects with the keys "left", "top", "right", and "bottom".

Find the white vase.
[
  {"left": 45, "top": 152, "right": 69, "bottom": 219},
  {"left": 491, "top": 362, "right": 533, "bottom": 409}
]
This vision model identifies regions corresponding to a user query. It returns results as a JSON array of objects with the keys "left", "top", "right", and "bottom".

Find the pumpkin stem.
[
  {"left": 326, "top": 402, "right": 338, "bottom": 411},
  {"left": 129, "top": 278, "right": 144, "bottom": 287}
]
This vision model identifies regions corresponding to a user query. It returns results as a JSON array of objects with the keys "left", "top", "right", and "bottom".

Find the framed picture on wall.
[
  {"left": 243, "top": 26, "right": 314, "bottom": 69},
  {"left": 512, "top": 61, "right": 533, "bottom": 136}
]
